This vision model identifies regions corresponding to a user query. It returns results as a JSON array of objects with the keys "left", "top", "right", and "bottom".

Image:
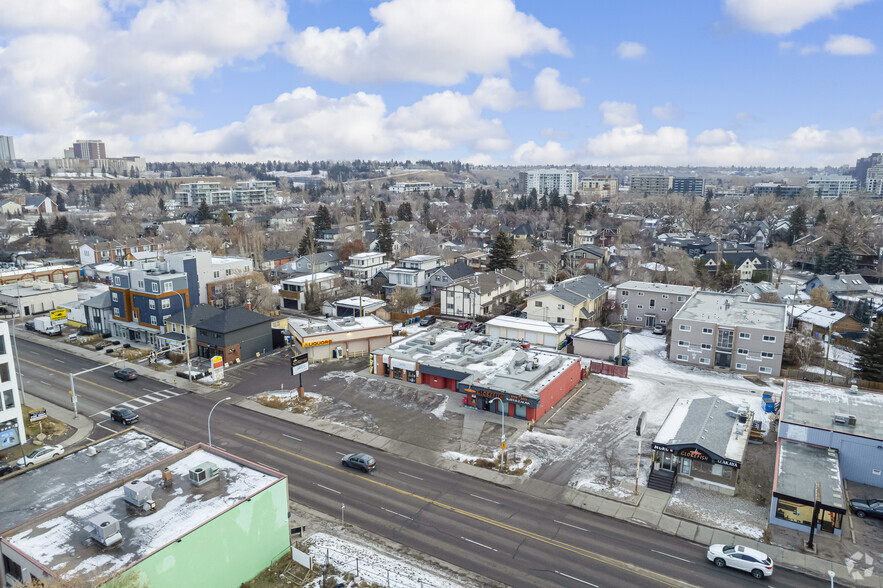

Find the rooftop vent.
[
  {"left": 189, "top": 461, "right": 220, "bottom": 487},
  {"left": 833, "top": 414, "right": 856, "bottom": 426},
  {"left": 123, "top": 479, "right": 156, "bottom": 512},
  {"left": 85, "top": 513, "right": 122, "bottom": 547}
]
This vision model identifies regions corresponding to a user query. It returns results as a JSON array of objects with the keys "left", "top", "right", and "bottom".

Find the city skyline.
[{"left": 1, "top": 0, "right": 882, "bottom": 166}]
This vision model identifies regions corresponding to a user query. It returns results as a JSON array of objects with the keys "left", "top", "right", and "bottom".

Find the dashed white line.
[
  {"left": 553, "top": 571, "right": 597, "bottom": 587},
  {"left": 460, "top": 537, "right": 497, "bottom": 551},
  {"left": 398, "top": 471, "right": 424, "bottom": 480},
  {"left": 470, "top": 493, "right": 500, "bottom": 505},
  {"left": 282, "top": 433, "right": 302, "bottom": 442},
  {"left": 381, "top": 507, "right": 413, "bottom": 520},
  {"left": 53, "top": 358, "right": 65, "bottom": 363},
  {"left": 334, "top": 451, "right": 346, "bottom": 456},
  {"left": 651, "top": 550, "right": 692, "bottom": 563},
  {"left": 554, "top": 520, "right": 591, "bottom": 533},
  {"left": 314, "top": 483, "right": 341, "bottom": 495},
  {"left": 39, "top": 381, "right": 51, "bottom": 387}
]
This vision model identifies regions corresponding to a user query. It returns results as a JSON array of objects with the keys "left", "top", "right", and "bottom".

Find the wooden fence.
[{"left": 589, "top": 361, "right": 628, "bottom": 378}]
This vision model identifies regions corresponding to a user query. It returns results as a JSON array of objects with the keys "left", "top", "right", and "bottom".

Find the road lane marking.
[
  {"left": 53, "top": 359, "right": 65, "bottom": 363},
  {"left": 381, "top": 507, "right": 413, "bottom": 520},
  {"left": 282, "top": 434, "right": 302, "bottom": 442},
  {"left": 119, "top": 402, "right": 140, "bottom": 410},
  {"left": 236, "top": 433, "right": 695, "bottom": 588},
  {"left": 334, "top": 451, "right": 346, "bottom": 456},
  {"left": 651, "top": 550, "right": 692, "bottom": 564},
  {"left": 470, "top": 493, "right": 501, "bottom": 505},
  {"left": 461, "top": 537, "right": 497, "bottom": 551},
  {"left": 315, "top": 483, "right": 341, "bottom": 495},
  {"left": 554, "top": 571, "right": 598, "bottom": 587},
  {"left": 19, "top": 357, "right": 135, "bottom": 399},
  {"left": 554, "top": 520, "right": 591, "bottom": 533},
  {"left": 39, "top": 381, "right": 51, "bottom": 387},
  {"left": 399, "top": 471, "right": 423, "bottom": 480}
]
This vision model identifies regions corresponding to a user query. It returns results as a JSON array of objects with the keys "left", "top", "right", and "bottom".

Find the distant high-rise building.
[
  {"left": 806, "top": 174, "right": 857, "bottom": 199},
  {"left": 518, "top": 169, "right": 579, "bottom": 196},
  {"left": 853, "top": 153, "right": 882, "bottom": 188},
  {"left": 670, "top": 176, "right": 706, "bottom": 195},
  {"left": 629, "top": 174, "right": 671, "bottom": 196},
  {"left": 0, "top": 136, "right": 14, "bottom": 162},
  {"left": 866, "top": 165, "right": 883, "bottom": 196},
  {"left": 70, "top": 139, "right": 107, "bottom": 160}
]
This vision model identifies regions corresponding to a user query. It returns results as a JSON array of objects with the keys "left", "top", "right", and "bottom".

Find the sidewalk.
[
  {"left": 30, "top": 398, "right": 95, "bottom": 450},
  {"left": 237, "top": 396, "right": 878, "bottom": 588}
]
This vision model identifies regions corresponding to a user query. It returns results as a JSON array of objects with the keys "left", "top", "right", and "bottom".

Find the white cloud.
[
  {"left": 512, "top": 140, "right": 572, "bottom": 165},
  {"left": 599, "top": 101, "right": 638, "bottom": 127},
  {"left": 283, "top": 0, "right": 570, "bottom": 85},
  {"left": 870, "top": 110, "right": 883, "bottom": 128},
  {"left": 616, "top": 41, "right": 646, "bottom": 59},
  {"left": 651, "top": 102, "right": 680, "bottom": 122},
  {"left": 584, "top": 124, "right": 689, "bottom": 165},
  {"left": 824, "top": 34, "right": 876, "bottom": 55},
  {"left": 779, "top": 40, "right": 820, "bottom": 55},
  {"left": 723, "top": 0, "right": 871, "bottom": 34},
  {"left": 472, "top": 77, "right": 523, "bottom": 112},
  {"left": 0, "top": 0, "right": 108, "bottom": 33},
  {"left": 532, "top": 68, "right": 583, "bottom": 111}
]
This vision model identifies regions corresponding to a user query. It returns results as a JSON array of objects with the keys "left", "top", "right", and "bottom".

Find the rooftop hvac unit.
[
  {"left": 189, "top": 461, "right": 220, "bottom": 487},
  {"left": 832, "top": 414, "right": 856, "bottom": 426},
  {"left": 85, "top": 513, "right": 122, "bottom": 547},
  {"left": 123, "top": 479, "right": 156, "bottom": 512}
]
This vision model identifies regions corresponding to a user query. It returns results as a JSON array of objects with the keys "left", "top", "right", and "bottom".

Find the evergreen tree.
[
  {"left": 396, "top": 202, "right": 413, "bottom": 221},
  {"left": 853, "top": 298, "right": 872, "bottom": 326},
  {"left": 33, "top": 214, "right": 49, "bottom": 238},
  {"left": 703, "top": 193, "right": 712, "bottom": 213},
  {"left": 56, "top": 194, "right": 66, "bottom": 212},
  {"left": 856, "top": 319, "right": 883, "bottom": 382},
  {"left": 297, "top": 227, "right": 319, "bottom": 256},
  {"left": 51, "top": 215, "right": 69, "bottom": 235},
  {"left": 820, "top": 236, "right": 856, "bottom": 274},
  {"left": 314, "top": 205, "right": 333, "bottom": 232},
  {"left": 158, "top": 197, "right": 165, "bottom": 213},
  {"left": 196, "top": 200, "right": 212, "bottom": 223},
  {"left": 488, "top": 231, "right": 516, "bottom": 271},
  {"left": 815, "top": 207, "right": 827, "bottom": 226},
  {"left": 786, "top": 205, "right": 806, "bottom": 244},
  {"left": 376, "top": 217, "right": 394, "bottom": 256},
  {"left": 218, "top": 208, "right": 233, "bottom": 227}
]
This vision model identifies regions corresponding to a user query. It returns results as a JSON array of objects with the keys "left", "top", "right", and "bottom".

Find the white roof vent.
[
  {"left": 85, "top": 513, "right": 122, "bottom": 547},
  {"left": 124, "top": 479, "right": 156, "bottom": 512},
  {"left": 189, "top": 461, "right": 220, "bottom": 487}
]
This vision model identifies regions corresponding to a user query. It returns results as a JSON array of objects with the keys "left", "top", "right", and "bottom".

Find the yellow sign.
[
  {"left": 501, "top": 442, "right": 506, "bottom": 450},
  {"left": 303, "top": 339, "right": 332, "bottom": 347},
  {"left": 50, "top": 309, "right": 68, "bottom": 320},
  {"left": 211, "top": 355, "right": 224, "bottom": 369}
]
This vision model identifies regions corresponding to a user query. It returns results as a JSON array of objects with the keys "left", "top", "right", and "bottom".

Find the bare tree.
[{"left": 768, "top": 243, "right": 795, "bottom": 283}]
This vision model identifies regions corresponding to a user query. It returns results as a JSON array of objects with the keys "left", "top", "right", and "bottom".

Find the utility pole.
[{"left": 823, "top": 325, "right": 832, "bottom": 384}]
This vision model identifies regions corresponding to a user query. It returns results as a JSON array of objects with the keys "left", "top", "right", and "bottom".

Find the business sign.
[
  {"left": 291, "top": 352, "right": 309, "bottom": 376},
  {"left": 303, "top": 339, "right": 331, "bottom": 347},
  {"left": 211, "top": 355, "right": 224, "bottom": 381},
  {"left": 463, "top": 387, "right": 533, "bottom": 406},
  {"left": 50, "top": 309, "right": 68, "bottom": 320},
  {"left": 29, "top": 408, "right": 48, "bottom": 422}
]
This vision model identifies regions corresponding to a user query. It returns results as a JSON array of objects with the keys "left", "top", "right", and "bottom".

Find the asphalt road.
[{"left": 15, "top": 337, "right": 833, "bottom": 588}]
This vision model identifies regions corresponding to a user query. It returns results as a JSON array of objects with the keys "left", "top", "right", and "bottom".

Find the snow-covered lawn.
[{"left": 667, "top": 485, "right": 767, "bottom": 540}]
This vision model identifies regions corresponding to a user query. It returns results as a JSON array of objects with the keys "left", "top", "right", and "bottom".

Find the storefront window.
[{"left": 680, "top": 458, "right": 692, "bottom": 476}]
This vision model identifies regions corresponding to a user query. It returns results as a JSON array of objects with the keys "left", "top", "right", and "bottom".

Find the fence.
[
  {"left": 589, "top": 361, "right": 628, "bottom": 378},
  {"left": 313, "top": 545, "right": 447, "bottom": 588}
]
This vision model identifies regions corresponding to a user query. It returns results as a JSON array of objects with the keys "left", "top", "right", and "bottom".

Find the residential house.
[
  {"left": 524, "top": 274, "right": 611, "bottom": 328},
  {"left": 517, "top": 251, "right": 558, "bottom": 283},
  {"left": 279, "top": 272, "right": 338, "bottom": 311},
  {"left": 0, "top": 199, "right": 22, "bottom": 216},
  {"left": 486, "top": 315, "right": 571, "bottom": 348},
  {"left": 439, "top": 269, "right": 525, "bottom": 319},
  {"left": 383, "top": 254, "right": 445, "bottom": 298},
  {"left": 82, "top": 291, "right": 114, "bottom": 335},
  {"left": 274, "top": 251, "right": 340, "bottom": 279},
  {"left": 195, "top": 306, "right": 274, "bottom": 364},
  {"left": 456, "top": 250, "right": 489, "bottom": 271},
  {"left": 669, "top": 291, "right": 787, "bottom": 376},
  {"left": 511, "top": 222, "right": 534, "bottom": 241},
  {"left": 616, "top": 281, "right": 697, "bottom": 329},
  {"left": 728, "top": 281, "right": 804, "bottom": 305},
  {"left": 655, "top": 233, "right": 713, "bottom": 257},
  {"left": 428, "top": 262, "right": 474, "bottom": 301},
  {"left": 561, "top": 244, "right": 610, "bottom": 275},
  {"left": 344, "top": 251, "right": 391, "bottom": 285},
  {"left": 259, "top": 248, "right": 295, "bottom": 272},
  {"left": 269, "top": 211, "right": 299, "bottom": 231},
  {"left": 697, "top": 252, "right": 772, "bottom": 283},
  {"left": 78, "top": 237, "right": 161, "bottom": 266},
  {"left": 804, "top": 273, "right": 871, "bottom": 311},
  {"left": 787, "top": 305, "right": 864, "bottom": 339},
  {"left": 23, "top": 195, "right": 58, "bottom": 215},
  {"left": 572, "top": 227, "right": 597, "bottom": 247},
  {"left": 158, "top": 303, "right": 223, "bottom": 357}
]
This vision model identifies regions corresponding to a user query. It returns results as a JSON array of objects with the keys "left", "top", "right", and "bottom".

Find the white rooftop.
[
  {"left": 486, "top": 315, "right": 571, "bottom": 335},
  {"left": 290, "top": 314, "right": 390, "bottom": 336},
  {"left": 334, "top": 296, "right": 384, "bottom": 307},
  {"left": 673, "top": 291, "right": 786, "bottom": 331},
  {"left": 788, "top": 305, "right": 847, "bottom": 328},
  {"left": 283, "top": 272, "right": 338, "bottom": 285},
  {"left": 782, "top": 380, "right": 883, "bottom": 440},
  {"left": 0, "top": 264, "right": 78, "bottom": 278},
  {"left": 617, "top": 281, "right": 695, "bottom": 295}
]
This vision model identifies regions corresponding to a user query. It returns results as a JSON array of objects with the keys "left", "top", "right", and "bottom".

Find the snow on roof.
[
  {"left": 282, "top": 272, "right": 338, "bottom": 285},
  {"left": 775, "top": 439, "right": 844, "bottom": 510},
  {"left": 486, "top": 315, "right": 571, "bottom": 335},
  {"left": 673, "top": 291, "right": 786, "bottom": 331},
  {"left": 782, "top": 380, "right": 883, "bottom": 440},
  {"left": 290, "top": 314, "right": 390, "bottom": 337},
  {"left": 654, "top": 396, "right": 749, "bottom": 464},
  {"left": 333, "top": 296, "right": 384, "bottom": 307},
  {"left": 0, "top": 264, "right": 78, "bottom": 278},
  {"left": 93, "top": 262, "right": 122, "bottom": 272},
  {"left": 6, "top": 447, "right": 282, "bottom": 581},
  {"left": 617, "top": 281, "right": 695, "bottom": 295},
  {"left": 787, "top": 304, "right": 847, "bottom": 328}
]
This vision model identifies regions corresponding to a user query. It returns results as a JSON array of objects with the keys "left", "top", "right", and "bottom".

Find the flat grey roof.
[
  {"left": 782, "top": 380, "right": 883, "bottom": 440},
  {"left": 775, "top": 439, "right": 844, "bottom": 510},
  {"left": 673, "top": 291, "right": 786, "bottom": 331},
  {"left": 0, "top": 432, "right": 178, "bottom": 532},
  {"left": 616, "top": 281, "right": 696, "bottom": 296}
]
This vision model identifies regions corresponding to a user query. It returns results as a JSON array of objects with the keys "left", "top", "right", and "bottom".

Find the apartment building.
[
  {"left": 669, "top": 291, "right": 787, "bottom": 376},
  {"left": 630, "top": 174, "right": 671, "bottom": 196},
  {"left": 806, "top": 174, "right": 857, "bottom": 199},
  {"left": 616, "top": 281, "right": 697, "bottom": 329},
  {"left": 174, "top": 182, "right": 232, "bottom": 207},
  {"left": 279, "top": 272, "right": 338, "bottom": 310},
  {"left": 78, "top": 237, "right": 162, "bottom": 266},
  {"left": 344, "top": 251, "right": 391, "bottom": 285},
  {"left": 866, "top": 164, "right": 883, "bottom": 195},
  {"left": 670, "top": 176, "right": 705, "bottom": 195},
  {"left": 164, "top": 250, "right": 253, "bottom": 307},
  {"left": 232, "top": 180, "right": 278, "bottom": 206},
  {"left": 0, "top": 321, "right": 25, "bottom": 453},
  {"left": 66, "top": 139, "right": 106, "bottom": 160},
  {"left": 518, "top": 169, "right": 579, "bottom": 196},
  {"left": 384, "top": 254, "right": 445, "bottom": 297},
  {"left": 579, "top": 176, "right": 618, "bottom": 200},
  {"left": 109, "top": 266, "right": 189, "bottom": 347}
]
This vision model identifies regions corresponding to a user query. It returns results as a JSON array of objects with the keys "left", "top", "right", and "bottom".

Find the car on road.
[
  {"left": 457, "top": 320, "right": 473, "bottom": 331},
  {"left": 850, "top": 498, "right": 883, "bottom": 519},
  {"left": 0, "top": 462, "right": 17, "bottom": 477},
  {"left": 24, "top": 320, "right": 35, "bottom": 331},
  {"left": 706, "top": 544, "right": 773, "bottom": 579},
  {"left": 110, "top": 407, "right": 139, "bottom": 425},
  {"left": 113, "top": 368, "right": 138, "bottom": 381},
  {"left": 16, "top": 445, "right": 64, "bottom": 467},
  {"left": 419, "top": 315, "right": 436, "bottom": 327},
  {"left": 472, "top": 322, "right": 486, "bottom": 333},
  {"left": 341, "top": 453, "right": 376, "bottom": 473},
  {"left": 652, "top": 324, "right": 666, "bottom": 335}
]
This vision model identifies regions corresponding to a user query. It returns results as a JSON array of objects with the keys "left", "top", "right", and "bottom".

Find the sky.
[{"left": 1, "top": 0, "right": 882, "bottom": 167}]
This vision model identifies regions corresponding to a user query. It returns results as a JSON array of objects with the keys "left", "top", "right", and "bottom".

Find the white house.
[
  {"left": 439, "top": 269, "right": 525, "bottom": 319},
  {"left": 383, "top": 254, "right": 445, "bottom": 298},
  {"left": 344, "top": 252, "right": 391, "bottom": 285}
]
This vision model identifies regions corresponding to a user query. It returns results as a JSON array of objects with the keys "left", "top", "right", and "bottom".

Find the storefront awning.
[{"left": 390, "top": 358, "right": 417, "bottom": 371}]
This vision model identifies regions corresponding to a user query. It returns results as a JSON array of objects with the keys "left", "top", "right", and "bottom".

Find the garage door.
[
  {"left": 524, "top": 332, "right": 537, "bottom": 344},
  {"left": 544, "top": 334, "right": 558, "bottom": 347}
]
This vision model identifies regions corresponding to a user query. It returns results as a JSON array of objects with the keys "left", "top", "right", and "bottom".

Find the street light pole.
[
  {"left": 207, "top": 396, "right": 231, "bottom": 447},
  {"left": 172, "top": 292, "right": 191, "bottom": 380},
  {"left": 491, "top": 397, "right": 505, "bottom": 471},
  {"left": 68, "top": 359, "right": 126, "bottom": 417}
]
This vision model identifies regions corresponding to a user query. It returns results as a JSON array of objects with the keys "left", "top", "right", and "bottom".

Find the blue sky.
[{"left": 1, "top": 0, "right": 882, "bottom": 166}]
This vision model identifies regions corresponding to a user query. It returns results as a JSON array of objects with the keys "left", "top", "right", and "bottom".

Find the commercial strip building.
[
  {"left": 616, "top": 281, "right": 696, "bottom": 329},
  {"left": 289, "top": 315, "right": 393, "bottom": 362},
  {"left": 0, "top": 282, "right": 78, "bottom": 316},
  {"left": 668, "top": 291, "right": 787, "bottom": 376},
  {"left": 372, "top": 330, "right": 582, "bottom": 421},
  {"left": 0, "top": 264, "right": 80, "bottom": 286},
  {"left": 0, "top": 322, "right": 25, "bottom": 454},
  {"left": 769, "top": 380, "right": 883, "bottom": 536},
  {"left": 0, "top": 432, "right": 290, "bottom": 587},
  {"left": 518, "top": 169, "right": 580, "bottom": 196}
]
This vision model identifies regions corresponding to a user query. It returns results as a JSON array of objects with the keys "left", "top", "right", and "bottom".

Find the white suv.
[{"left": 706, "top": 544, "right": 773, "bottom": 579}]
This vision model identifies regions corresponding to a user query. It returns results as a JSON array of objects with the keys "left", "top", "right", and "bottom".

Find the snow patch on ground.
[
  {"left": 430, "top": 395, "right": 448, "bottom": 420},
  {"left": 320, "top": 370, "right": 367, "bottom": 385},
  {"left": 667, "top": 485, "right": 767, "bottom": 540}
]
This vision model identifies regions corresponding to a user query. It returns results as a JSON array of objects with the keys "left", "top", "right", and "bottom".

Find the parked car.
[
  {"left": 652, "top": 324, "right": 666, "bottom": 335},
  {"left": 0, "top": 462, "right": 17, "bottom": 476},
  {"left": 419, "top": 315, "right": 436, "bottom": 327},
  {"left": 341, "top": 453, "right": 376, "bottom": 473},
  {"left": 24, "top": 320, "right": 35, "bottom": 331},
  {"left": 850, "top": 498, "right": 883, "bottom": 519},
  {"left": 16, "top": 445, "right": 64, "bottom": 467},
  {"left": 472, "top": 322, "right": 486, "bottom": 334},
  {"left": 457, "top": 320, "right": 473, "bottom": 331},
  {"left": 110, "top": 407, "right": 139, "bottom": 425},
  {"left": 113, "top": 368, "right": 138, "bottom": 381},
  {"left": 706, "top": 544, "right": 773, "bottom": 579}
]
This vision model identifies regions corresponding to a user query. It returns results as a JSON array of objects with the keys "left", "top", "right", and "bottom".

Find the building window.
[
  {"left": 677, "top": 296, "right": 686, "bottom": 302},
  {"left": 535, "top": 301, "right": 542, "bottom": 307},
  {"left": 677, "top": 354, "right": 688, "bottom": 361},
  {"left": 701, "top": 343, "right": 711, "bottom": 350},
  {"left": 735, "top": 363, "right": 747, "bottom": 370},
  {"left": 739, "top": 332, "right": 750, "bottom": 339},
  {"left": 447, "top": 303, "right": 454, "bottom": 310},
  {"left": 699, "top": 357, "right": 710, "bottom": 365},
  {"left": 214, "top": 271, "right": 220, "bottom": 279},
  {"left": 702, "top": 327, "right": 713, "bottom": 334},
  {"left": 678, "top": 340, "right": 688, "bottom": 347},
  {"left": 557, "top": 317, "right": 565, "bottom": 324},
  {"left": 761, "top": 351, "right": 774, "bottom": 359},
  {"left": 0, "top": 363, "right": 9, "bottom": 383},
  {"left": 759, "top": 366, "right": 772, "bottom": 374},
  {"left": 622, "top": 303, "right": 628, "bottom": 309},
  {"left": 113, "top": 307, "right": 120, "bottom": 317},
  {"left": 557, "top": 304, "right": 565, "bottom": 310},
  {"left": 162, "top": 299, "right": 171, "bottom": 309},
  {"left": 2, "top": 555, "right": 22, "bottom": 582},
  {"left": 150, "top": 316, "right": 157, "bottom": 325},
  {"left": 163, "top": 281, "right": 173, "bottom": 293},
  {"left": 226, "top": 269, "right": 232, "bottom": 276},
  {"left": 737, "top": 348, "right": 748, "bottom": 355},
  {"left": 621, "top": 290, "right": 629, "bottom": 296},
  {"left": 635, "top": 316, "right": 642, "bottom": 321},
  {"left": 679, "top": 325, "right": 691, "bottom": 332},
  {"left": 636, "top": 304, "right": 644, "bottom": 310},
  {"left": 151, "top": 282, "right": 159, "bottom": 293},
  {"left": 111, "top": 292, "right": 118, "bottom": 302},
  {"left": 149, "top": 300, "right": 156, "bottom": 309},
  {"left": 0, "top": 335, "right": 4, "bottom": 355},
  {"left": 763, "top": 335, "right": 776, "bottom": 342}
]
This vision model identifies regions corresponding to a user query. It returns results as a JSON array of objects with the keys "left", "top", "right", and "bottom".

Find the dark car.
[
  {"left": 24, "top": 320, "right": 36, "bottom": 331},
  {"left": 457, "top": 320, "right": 473, "bottom": 331},
  {"left": 113, "top": 368, "right": 138, "bottom": 381},
  {"left": 341, "top": 453, "right": 376, "bottom": 473},
  {"left": 419, "top": 315, "right": 436, "bottom": 327},
  {"left": 0, "top": 462, "right": 17, "bottom": 477},
  {"left": 850, "top": 498, "right": 883, "bottom": 519},
  {"left": 110, "top": 407, "right": 139, "bottom": 425},
  {"left": 472, "top": 322, "right": 486, "bottom": 333}
]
